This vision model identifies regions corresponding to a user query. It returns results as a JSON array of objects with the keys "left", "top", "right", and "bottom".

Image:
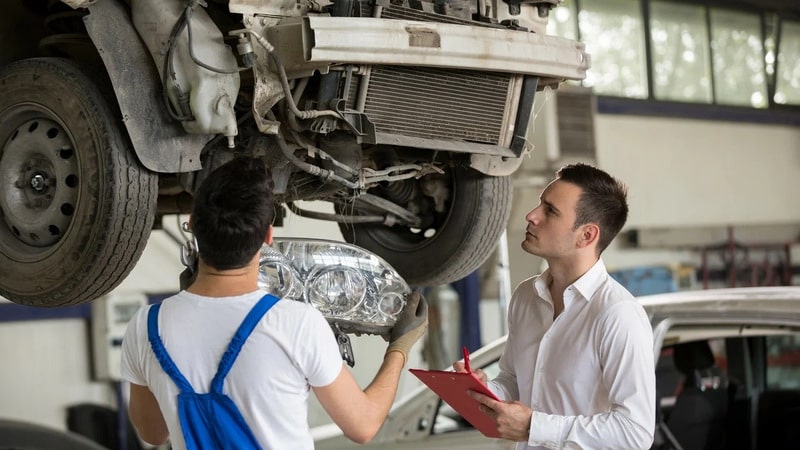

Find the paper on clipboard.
[{"left": 409, "top": 368, "right": 501, "bottom": 438}]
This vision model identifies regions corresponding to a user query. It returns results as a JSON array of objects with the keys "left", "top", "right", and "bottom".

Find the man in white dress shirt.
[{"left": 456, "top": 163, "right": 655, "bottom": 449}]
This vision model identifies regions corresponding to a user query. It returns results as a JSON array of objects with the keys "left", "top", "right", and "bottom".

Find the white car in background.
[{"left": 313, "top": 287, "right": 800, "bottom": 450}]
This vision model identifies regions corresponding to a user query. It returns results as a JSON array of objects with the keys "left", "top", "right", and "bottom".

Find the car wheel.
[
  {"left": 0, "top": 57, "right": 157, "bottom": 306},
  {"left": 338, "top": 168, "right": 512, "bottom": 287}
]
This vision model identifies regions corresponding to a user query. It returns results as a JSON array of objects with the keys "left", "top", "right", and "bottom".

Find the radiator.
[{"left": 347, "top": 1, "right": 521, "bottom": 147}]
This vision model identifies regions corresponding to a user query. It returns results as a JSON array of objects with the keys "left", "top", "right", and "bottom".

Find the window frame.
[{"left": 549, "top": 0, "right": 800, "bottom": 124}]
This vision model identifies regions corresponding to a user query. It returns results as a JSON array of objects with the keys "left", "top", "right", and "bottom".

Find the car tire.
[
  {"left": 0, "top": 57, "right": 157, "bottom": 306},
  {"left": 338, "top": 168, "right": 512, "bottom": 287}
]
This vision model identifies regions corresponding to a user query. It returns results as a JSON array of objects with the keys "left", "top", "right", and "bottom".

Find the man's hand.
[
  {"left": 468, "top": 390, "right": 532, "bottom": 443},
  {"left": 385, "top": 291, "right": 428, "bottom": 365},
  {"left": 453, "top": 361, "right": 488, "bottom": 384}
]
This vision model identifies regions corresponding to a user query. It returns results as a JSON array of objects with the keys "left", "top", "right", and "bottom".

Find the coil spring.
[{"left": 38, "top": 1, "right": 90, "bottom": 56}]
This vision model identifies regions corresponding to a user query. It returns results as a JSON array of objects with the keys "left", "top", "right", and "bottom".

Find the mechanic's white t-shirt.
[{"left": 120, "top": 290, "right": 343, "bottom": 450}]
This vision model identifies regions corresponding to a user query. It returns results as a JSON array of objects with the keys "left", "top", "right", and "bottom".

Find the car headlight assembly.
[{"left": 258, "top": 238, "right": 410, "bottom": 336}]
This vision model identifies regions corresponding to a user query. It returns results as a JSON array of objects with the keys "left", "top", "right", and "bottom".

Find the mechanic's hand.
[
  {"left": 385, "top": 291, "right": 428, "bottom": 365},
  {"left": 453, "top": 361, "right": 488, "bottom": 384}
]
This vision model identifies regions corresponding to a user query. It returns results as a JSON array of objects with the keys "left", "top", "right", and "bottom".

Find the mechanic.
[
  {"left": 120, "top": 157, "right": 428, "bottom": 449},
  {"left": 455, "top": 163, "right": 655, "bottom": 449}
]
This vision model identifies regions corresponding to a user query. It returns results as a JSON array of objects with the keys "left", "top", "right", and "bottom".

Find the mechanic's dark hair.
[
  {"left": 556, "top": 163, "right": 628, "bottom": 255},
  {"left": 191, "top": 157, "right": 274, "bottom": 270}
]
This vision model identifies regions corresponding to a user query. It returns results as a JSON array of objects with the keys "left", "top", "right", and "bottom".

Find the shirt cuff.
[{"left": 529, "top": 411, "right": 565, "bottom": 449}]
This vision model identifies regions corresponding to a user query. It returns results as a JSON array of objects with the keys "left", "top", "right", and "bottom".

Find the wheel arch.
[
  {"left": 338, "top": 167, "right": 513, "bottom": 287},
  {"left": 2, "top": 1, "right": 207, "bottom": 174},
  {"left": 83, "top": 0, "right": 207, "bottom": 173}
]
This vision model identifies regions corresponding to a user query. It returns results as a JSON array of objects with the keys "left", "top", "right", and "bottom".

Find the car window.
[
  {"left": 766, "top": 335, "right": 800, "bottom": 389},
  {"left": 656, "top": 338, "right": 728, "bottom": 411},
  {"left": 432, "top": 358, "right": 501, "bottom": 434}
]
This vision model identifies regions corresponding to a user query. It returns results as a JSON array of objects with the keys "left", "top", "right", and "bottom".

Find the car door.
[{"left": 650, "top": 323, "right": 800, "bottom": 450}]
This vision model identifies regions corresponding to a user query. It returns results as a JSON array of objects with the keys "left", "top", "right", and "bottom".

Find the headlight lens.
[
  {"left": 307, "top": 267, "right": 367, "bottom": 316},
  {"left": 258, "top": 238, "right": 410, "bottom": 335}
]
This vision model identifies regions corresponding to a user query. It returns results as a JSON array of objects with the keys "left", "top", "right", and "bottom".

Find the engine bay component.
[{"left": 258, "top": 238, "right": 410, "bottom": 336}]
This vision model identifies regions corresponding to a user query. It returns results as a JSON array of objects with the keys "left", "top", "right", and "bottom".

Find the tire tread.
[{"left": 0, "top": 58, "right": 157, "bottom": 306}]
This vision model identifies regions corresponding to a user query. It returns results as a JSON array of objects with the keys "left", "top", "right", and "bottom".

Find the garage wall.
[
  {"left": 596, "top": 116, "right": 800, "bottom": 228},
  {"left": 0, "top": 319, "right": 115, "bottom": 432},
  {"left": 501, "top": 114, "right": 800, "bottom": 301},
  {"left": 0, "top": 116, "right": 797, "bottom": 436}
]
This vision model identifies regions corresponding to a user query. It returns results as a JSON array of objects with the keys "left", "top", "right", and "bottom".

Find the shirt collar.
[
  {"left": 533, "top": 270, "right": 553, "bottom": 303},
  {"left": 532, "top": 259, "right": 608, "bottom": 305},
  {"left": 570, "top": 258, "right": 607, "bottom": 303}
]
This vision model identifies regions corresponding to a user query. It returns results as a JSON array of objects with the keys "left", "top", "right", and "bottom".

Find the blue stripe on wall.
[{"left": 0, "top": 293, "right": 174, "bottom": 322}]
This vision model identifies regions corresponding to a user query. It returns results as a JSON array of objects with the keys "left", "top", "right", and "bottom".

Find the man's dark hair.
[
  {"left": 191, "top": 157, "right": 274, "bottom": 270},
  {"left": 556, "top": 163, "right": 628, "bottom": 254}
]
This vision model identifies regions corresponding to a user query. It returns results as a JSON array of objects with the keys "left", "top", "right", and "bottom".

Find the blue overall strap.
[
  {"left": 147, "top": 304, "right": 195, "bottom": 393},
  {"left": 210, "top": 294, "right": 280, "bottom": 394}
]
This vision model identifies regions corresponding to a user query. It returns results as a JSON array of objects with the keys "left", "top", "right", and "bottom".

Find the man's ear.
[
  {"left": 576, "top": 223, "right": 600, "bottom": 249},
  {"left": 264, "top": 226, "right": 274, "bottom": 245}
]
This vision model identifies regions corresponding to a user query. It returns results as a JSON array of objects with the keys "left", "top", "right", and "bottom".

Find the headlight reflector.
[
  {"left": 258, "top": 238, "right": 411, "bottom": 335},
  {"left": 307, "top": 267, "right": 367, "bottom": 316}
]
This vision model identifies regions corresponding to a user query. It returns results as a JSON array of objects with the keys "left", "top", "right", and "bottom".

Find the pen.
[{"left": 462, "top": 346, "right": 471, "bottom": 373}]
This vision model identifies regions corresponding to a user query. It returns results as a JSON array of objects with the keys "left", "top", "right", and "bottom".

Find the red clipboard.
[{"left": 409, "top": 368, "right": 501, "bottom": 438}]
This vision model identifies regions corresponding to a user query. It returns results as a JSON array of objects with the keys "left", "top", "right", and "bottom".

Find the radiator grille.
[
  {"left": 379, "top": 6, "right": 476, "bottom": 25},
  {"left": 357, "top": 1, "right": 498, "bottom": 27},
  {"left": 358, "top": 66, "right": 511, "bottom": 144},
  {"left": 347, "top": 1, "right": 516, "bottom": 146}
]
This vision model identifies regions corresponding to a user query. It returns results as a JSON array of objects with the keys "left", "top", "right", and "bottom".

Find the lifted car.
[{"left": 0, "top": 0, "right": 588, "bottom": 307}]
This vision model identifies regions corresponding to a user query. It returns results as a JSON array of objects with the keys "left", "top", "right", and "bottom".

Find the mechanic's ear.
[{"left": 264, "top": 226, "right": 274, "bottom": 245}]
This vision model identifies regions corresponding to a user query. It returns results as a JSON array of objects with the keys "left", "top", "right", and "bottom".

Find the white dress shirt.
[{"left": 489, "top": 259, "right": 656, "bottom": 450}]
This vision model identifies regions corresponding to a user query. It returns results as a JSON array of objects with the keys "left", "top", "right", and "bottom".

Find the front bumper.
[{"left": 268, "top": 16, "right": 590, "bottom": 81}]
